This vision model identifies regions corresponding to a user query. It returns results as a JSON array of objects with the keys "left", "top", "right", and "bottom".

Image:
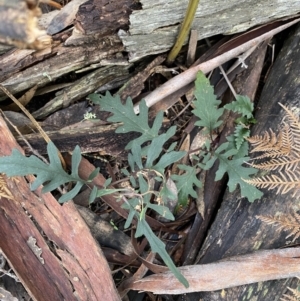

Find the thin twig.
[
  {"left": 0, "top": 85, "right": 66, "bottom": 169},
  {"left": 134, "top": 18, "right": 300, "bottom": 114},
  {"left": 205, "top": 38, "right": 238, "bottom": 98},
  {"left": 167, "top": 0, "right": 201, "bottom": 64},
  {"left": 0, "top": 110, "right": 49, "bottom": 164}
]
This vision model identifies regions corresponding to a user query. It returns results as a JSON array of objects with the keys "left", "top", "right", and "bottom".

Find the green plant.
[
  {"left": 177, "top": 72, "right": 262, "bottom": 204},
  {"left": 166, "top": 0, "right": 201, "bottom": 64},
  {"left": 0, "top": 71, "right": 262, "bottom": 287},
  {"left": 0, "top": 143, "right": 96, "bottom": 203}
]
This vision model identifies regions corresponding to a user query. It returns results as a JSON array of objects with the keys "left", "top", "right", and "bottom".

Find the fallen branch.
[
  {"left": 134, "top": 17, "right": 300, "bottom": 113},
  {"left": 128, "top": 247, "right": 300, "bottom": 294}
]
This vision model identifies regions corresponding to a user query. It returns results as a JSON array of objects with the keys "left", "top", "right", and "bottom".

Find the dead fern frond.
[
  {"left": 257, "top": 212, "right": 300, "bottom": 242},
  {"left": 244, "top": 170, "right": 300, "bottom": 197},
  {"left": 246, "top": 103, "right": 300, "bottom": 197},
  {"left": 250, "top": 155, "right": 300, "bottom": 172},
  {"left": 247, "top": 123, "right": 292, "bottom": 158},
  {"left": 252, "top": 103, "right": 300, "bottom": 300},
  {"left": 281, "top": 286, "right": 300, "bottom": 301},
  {"left": 280, "top": 103, "right": 300, "bottom": 148},
  {"left": 248, "top": 128, "right": 285, "bottom": 153}
]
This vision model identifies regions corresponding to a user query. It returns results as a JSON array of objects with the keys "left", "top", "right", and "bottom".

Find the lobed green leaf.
[
  {"left": 214, "top": 140, "right": 263, "bottom": 202},
  {"left": 172, "top": 165, "right": 202, "bottom": 204},
  {"left": 192, "top": 71, "right": 224, "bottom": 133},
  {"left": 0, "top": 143, "right": 83, "bottom": 193},
  {"left": 233, "top": 124, "right": 250, "bottom": 150},
  {"left": 89, "top": 92, "right": 164, "bottom": 148},
  {"left": 224, "top": 95, "right": 254, "bottom": 119}
]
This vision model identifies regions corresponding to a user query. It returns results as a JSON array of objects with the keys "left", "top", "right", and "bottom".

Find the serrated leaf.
[
  {"left": 136, "top": 219, "right": 189, "bottom": 288},
  {"left": 192, "top": 71, "right": 224, "bottom": 133},
  {"left": 234, "top": 124, "right": 250, "bottom": 150},
  {"left": 171, "top": 165, "right": 202, "bottom": 203},
  {"left": 0, "top": 143, "right": 85, "bottom": 196},
  {"left": 224, "top": 95, "right": 254, "bottom": 119},
  {"left": 214, "top": 142, "right": 263, "bottom": 202},
  {"left": 89, "top": 92, "right": 164, "bottom": 148},
  {"left": 226, "top": 135, "right": 249, "bottom": 158}
]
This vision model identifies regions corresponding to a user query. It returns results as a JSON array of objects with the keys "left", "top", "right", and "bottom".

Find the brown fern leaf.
[
  {"left": 279, "top": 103, "right": 300, "bottom": 148},
  {"left": 248, "top": 129, "right": 284, "bottom": 152},
  {"left": 250, "top": 155, "right": 300, "bottom": 172},
  {"left": 281, "top": 286, "right": 300, "bottom": 301},
  {"left": 257, "top": 212, "right": 300, "bottom": 242},
  {"left": 244, "top": 170, "right": 300, "bottom": 197},
  {"left": 246, "top": 103, "right": 300, "bottom": 197},
  {"left": 282, "top": 121, "right": 296, "bottom": 152},
  {"left": 247, "top": 124, "right": 292, "bottom": 158}
]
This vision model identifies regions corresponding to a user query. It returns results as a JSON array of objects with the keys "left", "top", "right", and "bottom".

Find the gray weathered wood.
[
  {"left": 0, "top": 0, "right": 299, "bottom": 109},
  {"left": 120, "top": 0, "right": 300, "bottom": 61}
]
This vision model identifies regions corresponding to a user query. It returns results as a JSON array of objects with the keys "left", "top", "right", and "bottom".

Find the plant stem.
[{"left": 166, "top": 0, "right": 200, "bottom": 64}]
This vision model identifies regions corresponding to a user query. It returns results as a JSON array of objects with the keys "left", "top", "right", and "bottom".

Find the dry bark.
[
  {"left": 16, "top": 123, "right": 134, "bottom": 158},
  {"left": 0, "top": 0, "right": 299, "bottom": 117},
  {"left": 0, "top": 116, "right": 121, "bottom": 301},
  {"left": 121, "top": 0, "right": 300, "bottom": 61}
]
